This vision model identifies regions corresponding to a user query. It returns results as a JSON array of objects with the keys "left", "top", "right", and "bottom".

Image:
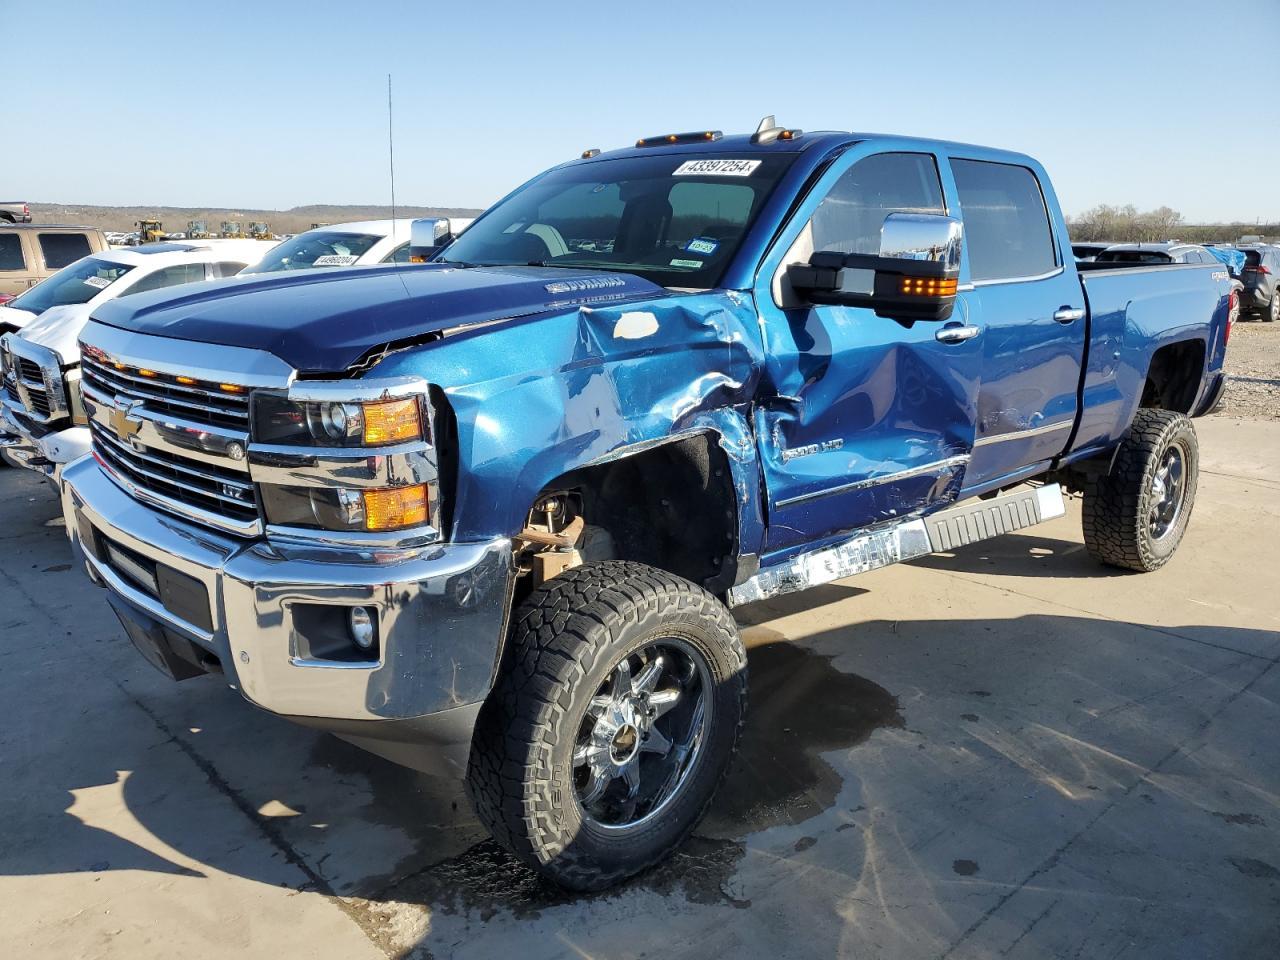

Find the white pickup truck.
[
  {"left": 0, "top": 239, "right": 277, "bottom": 479},
  {"left": 239, "top": 218, "right": 473, "bottom": 273}
]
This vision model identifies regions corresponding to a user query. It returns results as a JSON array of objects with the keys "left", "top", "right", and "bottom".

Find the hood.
[
  {"left": 13, "top": 303, "right": 94, "bottom": 363},
  {"left": 90, "top": 264, "right": 669, "bottom": 373},
  {"left": 0, "top": 304, "right": 37, "bottom": 334}
]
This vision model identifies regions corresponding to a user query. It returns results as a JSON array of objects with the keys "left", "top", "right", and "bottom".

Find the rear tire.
[
  {"left": 1266, "top": 291, "right": 1279, "bottom": 323},
  {"left": 467, "top": 560, "right": 747, "bottom": 891},
  {"left": 1082, "top": 409, "right": 1198, "bottom": 572}
]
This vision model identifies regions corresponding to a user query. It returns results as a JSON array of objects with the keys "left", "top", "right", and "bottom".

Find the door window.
[
  {"left": 950, "top": 159, "right": 1057, "bottom": 281},
  {"left": 0, "top": 234, "right": 25, "bottom": 271},
  {"left": 210, "top": 261, "right": 247, "bottom": 278},
  {"left": 38, "top": 232, "right": 92, "bottom": 269},
  {"left": 119, "top": 262, "right": 208, "bottom": 296},
  {"left": 810, "top": 153, "right": 945, "bottom": 255}
]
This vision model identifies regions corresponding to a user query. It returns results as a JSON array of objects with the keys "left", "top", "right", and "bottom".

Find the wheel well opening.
[
  {"left": 525, "top": 433, "right": 740, "bottom": 597},
  {"left": 1140, "top": 340, "right": 1205, "bottom": 414}
]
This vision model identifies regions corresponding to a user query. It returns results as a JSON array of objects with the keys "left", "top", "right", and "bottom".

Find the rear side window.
[
  {"left": 0, "top": 234, "right": 25, "bottom": 271},
  {"left": 119, "top": 262, "right": 208, "bottom": 297},
  {"left": 382, "top": 243, "right": 411, "bottom": 264},
  {"left": 810, "top": 152, "right": 945, "bottom": 255},
  {"left": 210, "top": 261, "right": 247, "bottom": 278},
  {"left": 950, "top": 159, "right": 1058, "bottom": 281},
  {"left": 39, "top": 232, "right": 92, "bottom": 269}
]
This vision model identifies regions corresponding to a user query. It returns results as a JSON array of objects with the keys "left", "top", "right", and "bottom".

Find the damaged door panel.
[{"left": 750, "top": 145, "right": 981, "bottom": 555}]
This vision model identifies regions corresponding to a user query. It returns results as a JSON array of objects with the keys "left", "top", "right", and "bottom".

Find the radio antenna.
[{"left": 387, "top": 73, "right": 397, "bottom": 232}]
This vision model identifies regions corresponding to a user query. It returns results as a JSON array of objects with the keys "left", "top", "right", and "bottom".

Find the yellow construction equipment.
[
  {"left": 248, "top": 221, "right": 271, "bottom": 240},
  {"left": 187, "top": 220, "right": 210, "bottom": 240},
  {"left": 220, "top": 221, "right": 243, "bottom": 239},
  {"left": 136, "top": 219, "right": 164, "bottom": 244}
]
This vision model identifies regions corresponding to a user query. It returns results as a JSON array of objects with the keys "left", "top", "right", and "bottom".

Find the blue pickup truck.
[{"left": 58, "top": 118, "right": 1232, "bottom": 890}]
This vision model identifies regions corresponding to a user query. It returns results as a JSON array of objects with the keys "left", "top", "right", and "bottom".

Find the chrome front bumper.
[
  {"left": 61, "top": 456, "right": 514, "bottom": 727},
  {"left": 0, "top": 398, "right": 90, "bottom": 481}
]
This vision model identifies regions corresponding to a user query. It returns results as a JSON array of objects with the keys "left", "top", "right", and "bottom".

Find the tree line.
[{"left": 1068, "top": 204, "right": 1278, "bottom": 243}]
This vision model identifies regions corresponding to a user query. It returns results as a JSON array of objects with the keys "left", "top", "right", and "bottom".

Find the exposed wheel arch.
[
  {"left": 1139, "top": 339, "right": 1206, "bottom": 414},
  {"left": 526, "top": 431, "right": 742, "bottom": 597}
]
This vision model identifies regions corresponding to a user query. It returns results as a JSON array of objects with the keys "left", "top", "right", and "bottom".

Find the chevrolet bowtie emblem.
[{"left": 109, "top": 399, "right": 144, "bottom": 439}]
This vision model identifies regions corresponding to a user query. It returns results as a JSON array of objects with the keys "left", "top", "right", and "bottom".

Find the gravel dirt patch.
[{"left": 1217, "top": 321, "right": 1280, "bottom": 421}]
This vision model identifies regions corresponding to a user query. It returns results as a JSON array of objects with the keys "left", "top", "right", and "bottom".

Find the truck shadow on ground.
[{"left": 908, "top": 533, "right": 1129, "bottom": 579}]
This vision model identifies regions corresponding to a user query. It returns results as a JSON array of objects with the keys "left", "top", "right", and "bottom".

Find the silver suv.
[{"left": 1239, "top": 246, "right": 1280, "bottom": 322}]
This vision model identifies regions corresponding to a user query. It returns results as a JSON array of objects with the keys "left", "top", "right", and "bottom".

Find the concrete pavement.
[{"left": 1, "top": 416, "right": 1276, "bottom": 959}]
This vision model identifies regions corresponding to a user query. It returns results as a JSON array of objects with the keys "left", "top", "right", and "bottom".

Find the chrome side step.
[{"left": 729, "top": 483, "right": 1065, "bottom": 606}]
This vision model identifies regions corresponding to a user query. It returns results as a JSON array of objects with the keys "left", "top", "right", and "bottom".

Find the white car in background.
[
  {"left": 240, "top": 217, "right": 473, "bottom": 273},
  {"left": 0, "top": 239, "right": 278, "bottom": 479}
]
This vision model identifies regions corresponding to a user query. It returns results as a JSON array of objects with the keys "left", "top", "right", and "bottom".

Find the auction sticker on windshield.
[
  {"left": 313, "top": 255, "right": 359, "bottom": 266},
  {"left": 83, "top": 276, "right": 111, "bottom": 289},
  {"left": 672, "top": 159, "right": 761, "bottom": 177}
]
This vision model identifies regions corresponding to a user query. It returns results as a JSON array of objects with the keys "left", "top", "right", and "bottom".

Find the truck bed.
[{"left": 1071, "top": 262, "right": 1230, "bottom": 458}]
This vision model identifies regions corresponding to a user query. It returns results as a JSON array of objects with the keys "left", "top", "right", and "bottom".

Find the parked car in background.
[
  {"left": 0, "top": 239, "right": 278, "bottom": 478},
  {"left": 1238, "top": 245, "right": 1280, "bottom": 322},
  {"left": 58, "top": 121, "right": 1233, "bottom": 891},
  {"left": 0, "top": 224, "right": 109, "bottom": 303},
  {"left": 1070, "top": 241, "right": 1115, "bottom": 261},
  {"left": 1094, "top": 242, "right": 1223, "bottom": 265},
  {"left": 0, "top": 202, "right": 32, "bottom": 224},
  {"left": 240, "top": 218, "right": 473, "bottom": 273}
]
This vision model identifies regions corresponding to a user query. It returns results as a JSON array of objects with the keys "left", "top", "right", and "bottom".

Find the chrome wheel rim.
[
  {"left": 573, "top": 638, "right": 712, "bottom": 831},
  {"left": 1149, "top": 443, "right": 1186, "bottom": 540}
]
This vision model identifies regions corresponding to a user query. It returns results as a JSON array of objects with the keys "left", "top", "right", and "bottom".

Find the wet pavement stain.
[
  {"left": 953, "top": 859, "right": 980, "bottom": 876},
  {"left": 1212, "top": 811, "right": 1266, "bottom": 826},
  {"left": 379, "top": 835, "right": 749, "bottom": 921},
  {"left": 703, "top": 636, "right": 905, "bottom": 833},
  {"left": 1227, "top": 857, "right": 1280, "bottom": 880}
]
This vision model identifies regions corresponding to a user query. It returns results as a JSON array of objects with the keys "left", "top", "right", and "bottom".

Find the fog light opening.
[{"left": 349, "top": 606, "right": 376, "bottom": 650}]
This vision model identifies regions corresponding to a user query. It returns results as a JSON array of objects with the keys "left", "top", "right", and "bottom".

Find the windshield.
[
  {"left": 439, "top": 153, "right": 796, "bottom": 288},
  {"left": 10, "top": 257, "right": 136, "bottom": 314},
  {"left": 243, "top": 231, "right": 380, "bottom": 272}
]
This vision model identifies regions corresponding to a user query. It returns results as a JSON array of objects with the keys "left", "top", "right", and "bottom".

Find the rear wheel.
[
  {"left": 1266, "top": 291, "right": 1279, "bottom": 323},
  {"left": 467, "top": 561, "right": 747, "bottom": 891},
  {"left": 1082, "top": 409, "right": 1198, "bottom": 572}
]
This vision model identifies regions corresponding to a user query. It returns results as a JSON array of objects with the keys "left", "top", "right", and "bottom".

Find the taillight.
[
  {"left": 1257, "top": 266, "right": 1271, "bottom": 276},
  {"left": 21, "top": 204, "right": 28, "bottom": 216}
]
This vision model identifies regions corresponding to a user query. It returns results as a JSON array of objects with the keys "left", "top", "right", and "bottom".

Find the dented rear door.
[{"left": 751, "top": 145, "right": 981, "bottom": 554}]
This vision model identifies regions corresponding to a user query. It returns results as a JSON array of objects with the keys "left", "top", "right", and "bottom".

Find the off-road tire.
[
  {"left": 1082, "top": 409, "right": 1198, "bottom": 572},
  {"left": 467, "top": 560, "right": 747, "bottom": 891}
]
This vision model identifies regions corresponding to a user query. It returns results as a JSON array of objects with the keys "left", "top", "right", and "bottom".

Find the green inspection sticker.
[{"left": 669, "top": 258, "right": 703, "bottom": 269}]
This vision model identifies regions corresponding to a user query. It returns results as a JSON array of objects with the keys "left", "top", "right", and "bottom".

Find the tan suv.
[{"left": 0, "top": 224, "right": 109, "bottom": 303}]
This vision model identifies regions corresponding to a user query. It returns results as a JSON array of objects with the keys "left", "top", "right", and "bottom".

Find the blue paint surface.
[{"left": 86, "top": 132, "right": 1233, "bottom": 575}]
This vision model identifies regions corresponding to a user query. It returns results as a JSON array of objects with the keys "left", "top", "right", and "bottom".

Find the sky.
[{"left": 4, "top": 0, "right": 1278, "bottom": 223}]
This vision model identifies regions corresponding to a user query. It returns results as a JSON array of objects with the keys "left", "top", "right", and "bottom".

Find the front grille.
[
  {"left": 26, "top": 385, "right": 51, "bottom": 418},
  {"left": 82, "top": 354, "right": 249, "bottom": 430},
  {"left": 16, "top": 357, "right": 42, "bottom": 383},
  {"left": 89, "top": 420, "right": 260, "bottom": 526},
  {"left": 3, "top": 377, "right": 18, "bottom": 404}
]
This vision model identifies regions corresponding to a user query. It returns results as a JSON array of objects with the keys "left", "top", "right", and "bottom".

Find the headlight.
[
  {"left": 260, "top": 483, "right": 431, "bottom": 533},
  {"left": 254, "top": 394, "right": 423, "bottom": 447}
]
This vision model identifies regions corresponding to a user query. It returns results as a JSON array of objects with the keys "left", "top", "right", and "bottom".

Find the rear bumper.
[
  {"left": 62, "top": 456, "right": 514, "bottom": 774},
  {"left": 1242, "top": 286, "right": 1273, "bottom": 310}
]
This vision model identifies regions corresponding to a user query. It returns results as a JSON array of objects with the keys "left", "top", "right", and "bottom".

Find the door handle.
[
  {"left": 1053, "top": 306, "right": 1085, "bottom": 324},
  {"left": 935, "top": 324, "right": 980, "bottom": 344}
]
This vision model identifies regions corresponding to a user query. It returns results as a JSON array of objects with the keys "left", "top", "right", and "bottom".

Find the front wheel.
[
  {"left": 1082, "top": 409, "right": 1199, "bottom": 572},
  {"left": 467, "top": 561, "right": 747, "bottom": 891}
]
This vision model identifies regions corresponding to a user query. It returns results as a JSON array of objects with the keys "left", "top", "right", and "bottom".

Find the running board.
[{"left": 728, "top": 484, "right": 1066, "bottom": 606}]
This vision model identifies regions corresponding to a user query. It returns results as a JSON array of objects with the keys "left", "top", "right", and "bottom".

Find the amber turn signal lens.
[
  {"left": 362, "top": 398, "right": 421, "bottom": 445},
  {"left": 362, "top": 484, "right": 428, "bottom": 531},
  {"left": 899, "top": 277, "right": 958, "bottom": 297}
]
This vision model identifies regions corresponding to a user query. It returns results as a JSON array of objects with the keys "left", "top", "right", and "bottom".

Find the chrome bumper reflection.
[{"left": 61, "top": 456, "right": 514, "bottom": 722}]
